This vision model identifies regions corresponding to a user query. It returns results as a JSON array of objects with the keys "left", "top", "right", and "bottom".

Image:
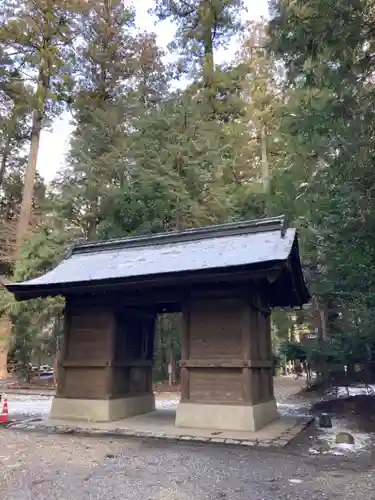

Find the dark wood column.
[
  {"left": 179, "top": 289, "right": 274, "bottom": 407},
  {"left": 180, "top": 301, "right": 190, "bottom": 401},
  {"left": 57, "top": 299, "right": 117, "bottom": 400},
  {"left": 56, "top": 299, "right": 156, "bottom": 402},
  {"left": 246, "top": 296, "right": 274, "bottom": 405}
]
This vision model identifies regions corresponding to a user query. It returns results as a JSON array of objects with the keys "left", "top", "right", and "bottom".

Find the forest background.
[{"left": 1, "top": 0, "right": 374, "bottom": 386}]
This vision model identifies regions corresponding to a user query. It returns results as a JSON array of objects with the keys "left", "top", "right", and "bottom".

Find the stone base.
[
  {"left": 50, "top": 393, "right": 155, "bottom": 422},
  {"left": 175, "top": 399, "right": 278, "bottom": 432}
]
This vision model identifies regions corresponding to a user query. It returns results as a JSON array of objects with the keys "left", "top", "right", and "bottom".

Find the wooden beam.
[
  {"left": 179, "top": 359, "right": 273, "bottom": 369},
  {"left": 62, "top": 360, "right": 110, "bottom": 368},
  {"left": 56, "top": 304, "right": 71, "bottom": 397}
]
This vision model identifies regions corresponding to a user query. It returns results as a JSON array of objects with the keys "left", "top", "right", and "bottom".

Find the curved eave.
[
  {"left": 268, "top": 236, "right": 310, "bottom": 308},
  {"left": 5, "top": 260, "right": 287, "bottom": 302},
  {"left": 290, "top": 236, "right": 311, "bottom": 305},
  {"left": 5, "top": 234, "right": 310, "bottom": 307}
]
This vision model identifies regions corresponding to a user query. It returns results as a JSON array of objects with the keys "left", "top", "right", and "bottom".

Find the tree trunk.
[
  {"left": 5, "top": 106, "right": 43, "bottom": 379},
  {"left": 201, "top": 3, "right": 215, "bottom": 112},
  {"left": 312, "top": 295, "right": 328, "bottom": 385},
  {"left": 53, "top": 352, "right": 58, "bottom": 387},
  {"left": 260, "top": 125, "right": 269, "bottom": 192},
  {"left": 0, "top": 134, "right": 12, "bottom": 190},
  {"left": 16, "top": 109, "right": 43, "bottom": 255},
  {"left": 0, "top": 314, "right": 11, "bottom": 379},
  {"left": 87, "top": 216, "right": 97, "bottom": 241},
  {"left": 318, "top": 303, "right": 328, "bottom": 341}
]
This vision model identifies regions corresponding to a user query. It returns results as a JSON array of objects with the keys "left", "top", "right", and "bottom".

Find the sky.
[{"left": 37, "top": 0, "right": 268, "bottom": 183}]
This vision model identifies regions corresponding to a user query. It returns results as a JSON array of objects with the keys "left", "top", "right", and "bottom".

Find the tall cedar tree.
[
  {"left": 0, "top": 47, "right": 32, "bottom": 191},
  {"left": 54, "top": 1, "right": 170, "bottom": 240},
  {"left": 0, "top": 46, "right": 31, "bottom": 264},
  {"left": 0, "top": 0, "right": 81, "bottom": 253},
  {"left": 237, "top": 22, "right": 283, "bottom": 192},
  {"left": 131, "top": 87, "right": 234, "bottom": 231},
  {"left": 268, "top": 0, "right": 375, "bottom": 343},
  {"left": 0, "top": 0, "right": 80, "bottom": 377},
  {"left": 54, "top": 0, "right": 136, "bottom": 240},
  {"left": 147, "top": 0, "right": 250, "bottom": 229},
  {"left": 0, "top": 161, "right": 46, "bottom": 378},
  {"left": 153, "top": 0, "right": 245, "bottom": 109},
  {"left": 226, "top": 21, "right": 285, "bottom": 220}
]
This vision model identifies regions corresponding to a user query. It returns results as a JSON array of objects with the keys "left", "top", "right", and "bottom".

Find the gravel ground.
[
  {"left": 0, "top": 428, "right": 374, "bottom": 500},
  {"left": 0, "top": 379, "right": 375, "bottom": 500},
  {"left": 4, "top": 377, "right": 373, "bottom": 499}
]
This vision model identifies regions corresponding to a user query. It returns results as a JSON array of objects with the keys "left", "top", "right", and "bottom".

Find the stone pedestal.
[
  {"left": 50, "top": 394, "right": 155, "bottom": 422},
  {"left": 175, "top": 400, "right": 278, "bottom": 432}
]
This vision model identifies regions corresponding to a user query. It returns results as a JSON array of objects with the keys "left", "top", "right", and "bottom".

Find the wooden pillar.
[
  {"left": 55, "top": 304, "right": 70, "bottom": 397},
  {"left": 180, "top": 302, "right": 190, "bottom": 401},
  {"left": 245, "top": 292, "right": 275, "bottom": 406},
  {"left": 175, "top": 288, "right": 278, "bottom": 432},
  {"left": 56, "top": 301, "right": 116, "bottom": 400},
  {"left": 241, "top": 299, "right": 252, "bottom": 403},
  {"left": 145, "top": 315, "right": 156, "bottom": 393},
  {"left": 105, "top": 309, "right": 116, "bottom": 397},
  {"left": 264, "top": 311, "right": 274, "bottom": 399},
  {"left": 50, "top": 297, "right": 156, "bottom": 422}
]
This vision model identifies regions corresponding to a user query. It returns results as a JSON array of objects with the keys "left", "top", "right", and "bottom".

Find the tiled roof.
[{"left": 5, "top": 216, "right": 310, "bottom": 306}]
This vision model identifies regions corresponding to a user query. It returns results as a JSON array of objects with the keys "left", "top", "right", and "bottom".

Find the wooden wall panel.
[
  {"left": 112, "top": 366, "right": 151, "bottom": 396},
  {"left": 248, "top": 307, "right": 260, "bottom": 360},
  {"left": 59, "top": 301, "right": 156, "bottom": 400},
  {"left": 189, "top": 299, "right": 242, "bottom": 359},
  {"left": 113, "top": 367, "right": 130, "bottom": 396},
  {"left": 67, "top": 308, "right": 112, "bottom": 362},
  {"left": 256, "top": 311, "right": 266, "bottom": 361},
  {"left": 181, "top": 292, "right": 276, "bottom": 407},
  {"left": 264, "top": 313, "right": 272, "bottom": 359},
  {"left": 189, "top": 368, "right": 243, "bottom": 403},
  {"left": 64, "top": 367, "right": 107, "bottom": 399},
  {"left": 248, "top": 306, "right": 273, "bottom": 404},
  {"left": 115, "top": 311, "right": 156, "bottom": 362}
]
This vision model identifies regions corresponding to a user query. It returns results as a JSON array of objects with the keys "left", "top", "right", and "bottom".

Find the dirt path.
[{"left": 274, "top": 376, "right": 306, "bottom": 402}]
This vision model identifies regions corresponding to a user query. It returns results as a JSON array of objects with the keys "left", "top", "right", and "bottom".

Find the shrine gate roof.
[{"left": 5, "top": 216, "right": 310, "bottom": 306}]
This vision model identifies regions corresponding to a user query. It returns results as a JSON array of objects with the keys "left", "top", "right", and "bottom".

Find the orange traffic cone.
[{"left": 0, "top": 397, "right": 9, "bottom": 423}]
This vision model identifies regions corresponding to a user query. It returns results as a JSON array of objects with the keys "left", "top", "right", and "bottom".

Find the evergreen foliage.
[{"left": 0, "top": 0, "right": 374, "bottom": 383}]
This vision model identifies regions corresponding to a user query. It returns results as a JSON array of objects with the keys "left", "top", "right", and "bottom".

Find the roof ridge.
[{"left": 70, "top": 216, "right": 287, "bottom": 256}]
